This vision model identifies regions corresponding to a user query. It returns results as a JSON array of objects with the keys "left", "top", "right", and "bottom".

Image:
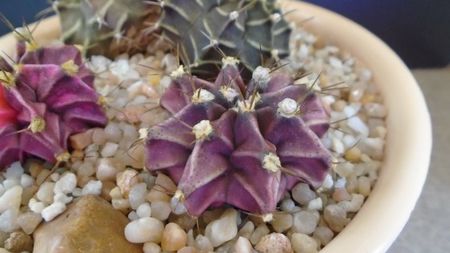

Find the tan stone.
[
  {"left": 33, "top": 195, "right": 142, "bottom": 253},
  {"left": 4, "top": 231, "right": 33, "bottom": 252},
  {"left": 70, "top": 130, "right": 93, "bottom": 150}
]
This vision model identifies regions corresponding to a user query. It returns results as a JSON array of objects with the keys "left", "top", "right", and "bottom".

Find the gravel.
[{"left": 0, "top": 25, "right": 386, "bottom": 252}]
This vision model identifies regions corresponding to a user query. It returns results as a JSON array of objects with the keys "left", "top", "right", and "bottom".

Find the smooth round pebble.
[
  {"left": 129, "top": 183, "right": 148, "bottom": 209},
  {"left": 313, "top": 226, "right": 334, "bottom": 246},
  {"left": 292, "top": 183, "right": 316, "bottom": 206},
  {"left": 143, "top": 242, "right": 161, "bottom": 253},
  {"left": 271, "top": 213, "right": 293, "bottom": 233},
  {"left": 125, "top": 217, "right": 164, "bottom": 243},
  {"left": 291, "top": 233, "right": 318, "bottom": 253},
  {"left": 234, "top": 236, "right": 254, "bottom": 253},
  {"left": 161, "top": 223, "right": 187, "bottom": 251},
  {"left": 255, "top": 233, "right": 293, "bottom": 253},
  {"left": 137, "top": 202, "right": 152, "bottom": 218},
  {"left": 205, "top": 209, "right": 238, "bottom": 247},
  {"left": 151, "top": 201, "right": 171, "bottom": 221},
  {"left": 324, "top": 204, "right": 350, "bottom": 232},
  {"left": 292, "top": 211, "right": 319, "bottom": 235}
]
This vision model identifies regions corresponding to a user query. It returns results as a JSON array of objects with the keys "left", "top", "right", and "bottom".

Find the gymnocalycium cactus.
[
  {"left": 53, "top": 0, "right": 160, "bottom": 57},
  {"left": 156, "top": 0, "right": 291, "bottom": 73},
  {"left": 145, "top": 57, "right": 332, "bottom": 217},
  {"left": 0, "top": 36, "right": 107, "bottom": 169}
]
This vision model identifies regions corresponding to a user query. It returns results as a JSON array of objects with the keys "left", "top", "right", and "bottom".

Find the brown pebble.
[
  {"left": 21, "top": 185, "right": 38, "bottom": 205},
  {"left": 29, "top": 163, "right": 44, "bottom": 178},
  {"left": 70, "top": 130, "right": 93, "bottom": 150},
  {"left": 4, "top": 231, "right": 33, "bottom": 252},
  {"left": 36, "top": 169, "right": 52, "bottom": 185},
  {"left": 161, "top": 223, "right": 187, "bottom": 251},
  {"left": 344, "top": 147, "right": 361, "bottom": 162},
  {"left": 0, "top": 231, "right": 9, "bottom": 247}
]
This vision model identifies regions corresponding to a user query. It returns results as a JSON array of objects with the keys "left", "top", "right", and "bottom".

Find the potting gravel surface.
[{"left": 0, "top": 27, "right": 386, "bottom": 253}]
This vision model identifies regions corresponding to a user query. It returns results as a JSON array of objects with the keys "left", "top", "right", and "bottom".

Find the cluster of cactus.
[
  {"left": 145, "top": 58, "right": 332, "bottom": 216},
  {"left": 0, "top": 35, "right": 107, "bottom": 169},
  {"left": 54, "top": 0, "right": 291, "bottom": 74},
  {"left": 53, "top": 0, "right": 160, "bottom": 57}
]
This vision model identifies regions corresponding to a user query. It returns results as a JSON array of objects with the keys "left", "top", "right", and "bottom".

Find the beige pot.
[{"left": 0, "top": 1, "right": 431, "bottom": 252}]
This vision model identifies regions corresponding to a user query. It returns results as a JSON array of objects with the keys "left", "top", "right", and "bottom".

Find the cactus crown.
[
  {"left": 145, "top": 57, "right": 332, "bottom": 217},
  {"left": 158, "top": 0, "right": 291, "bottom": 73},
  {"left": 0, "top": 31, "right": 107, "bottom": 169}
]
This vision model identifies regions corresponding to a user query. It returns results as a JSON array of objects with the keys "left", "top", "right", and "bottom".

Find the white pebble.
[
  {"left": 280, "top": 198, "right": 296, "bottom": 212},
  {"left": 28, "top": 198, "right": 46, "bottom": 214},
  {"left": 82, "top": 180, "right": 103, "bottom": 196},
  {"left": 307, "top": 197, "right": 323, "bottom": 210},
  {"left": 250, "top": 224, "right": 270, "bottom": 245},
  {"left": 128, "top": 211, "right": 139, "bottom": 221},
  {"left": 54, "top": 172, "right": 77, "bottom": 195},
  {"left": 2, "top": 178, "right": 19, "bottom": 189},
  {"left": 0, "top": 185, "right": 4, "bottom": 196},
  {"left": 331, "top": 137, "right": 345, "bottom": 154},
  {"left": 195, "top": 235, "right": 214, "bottom": 252},
  {"left": 125, "top": 217, "right": 164, "bottom": 243},
  {"left": 112, "top": 199, "right": 130, "bottom": 210},
  {"left": 143, "top": 242, "right": 161, "bottom": 253},
  {"left": 41, "top": 202, "right": 66, "bottom": 222},
  {"left": 77, "top": 162, "right": 96, "bottom": 177},
  {"left": 292, "top": 211, "right": 319, "bottom": 235},
  {"left": 360, "top": 138, "right": 384, "bottom": 160},
  {"left": 104, "top": 123, "right": 122, "bottom": 142},
  {"left": 50, "top": 173, "right": 60, "bottom": 182},
  {"left": 334, "top": 177, "right": 347, "bottom": 189},
  {"left": 324, "top": 204, "right": 349, "bottom": 232},
  {"left": 338, "top": 194, "right": 365, "bottom": 212},
  {"left": 54, "top": 193, "right": 73, "bottom": 204},
  {"left": 151, "top": 201, "right": 171, "bottom": 221},
  {"left": 72, "top": 188, "right": 83, "bottom": 197},
  {"left": 365, "top": 103, "right": 387, "bottom": 118},
  {"left": 20, "top": 174, "right": 34, "bottom": 188},
  {"left": 347, "top": 116, "right": 369, "bottom": 137},
  {"left": 0, "top": 208, "right": 20, "bottom": 232},
  {"left": 313, "top": 226, "right": 334, "bottom": 246},
  {"left": 137, "top": 203, "right": 152, "bottom": 218},
  {"left": 271, "top": 213, "right": 293, "bottom": 233},
  {"left": 5, "top": 162, "right": 24, "bottom": 179},
  {"left": 291, "top": 233, "right": 318, "bottom": 253},
  {"left": 96, "top": 158, "right": 119, "bottom": 181},
  {"left": 0, "top": 185, "right": 22, "bottom": 212},
  {"left": 292, "top": 183, "right": 316, "bottom": 205},
  {"left": 205, "top": 209, "right": 238, "bottom": 247},
  {"left": 129, "top": 183, "right": 148, "bottom": 209},
  {"left": 320, "top": 174, "right": 334, "bottom": 190},
  {"left": 234, "top": 236, "right": 254, "bottom": 253},
  {"left": 101, "top": 142, "right": 120, "bottom": 158},
  {"left": 89, "top": 55, "right": 111, "bottom": 73}
]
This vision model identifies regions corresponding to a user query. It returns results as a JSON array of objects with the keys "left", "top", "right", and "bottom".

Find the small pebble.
[
  {"left": 0, "top": 186, "right": 22, "bottom": 213},
  {"left": 54, "top": 193, "right": 73, "bottom": 204},
  {"left": 101, "top": 142, "right": 120, "bottom": 158},
  {"left": 292, "top": 183, "right": 316, "bottom": 206},
  {"left": 111, "top": 198, "right": 130, "bottom": 210},
  {"left": 238, "top": 221, "right": 255, "bottom": 239},
  {"left": 292, "top": 211, "right": 319, "bottom": 235},
  {"left": 358, "top": 176, "right": 371, "bottom": 196},
  {"left": 0, "top": 208, "right": 20, "bottom": 232},
  {"left": 250, "top": 223, "right": 270, "bottom": 245},
  {"left": 143, "top": 242, "right": 161, "bottom": 253},
  {"left": 16, "top": 212, "right": 42, "bottom": 235},
  {"left": 96, "top": 158, "right": 119, "bottom": 181},
  {"left": 291, "top": 233, "right": 318, "bottom": 253},
  {"left": 70, "top": 130, "right": 93, "bottom": 150},
  {"left": 128, "top": 211, "right": 139, "bottom": 221},
  {"left": 116, "top": 169, "right": 139, "bottom": 197},
  {"left": 28, "top": 198, "right": 46, "bottom": 214},
  {"left": 205, "top": 209, "right": 238, "bottom": 247},
  {"left": 313, "top": 227, "right": 334, "bottom": 246},
  {"left": 125, "top": 217, "right": 164, "bottom": 243},
  {"left": 129, "top": 183, "right": 148, "bottom": 209},
  {"left": 161, "top": 223, "right": 187, "bottom": 251},
  {"left": 324, "top": 204, "right": 350, "bottom": 232},
  {"left": 104, "top": 123, "right": 122, "bottom": 142},
  {"left": 137, "top": 202, "right": 152, "bottom": 218},
  {"left": 82, "top": 180, "right": 103, "bottom": 196},
  {"left": 20, "top": 174, "right": 34, "bottom": 188},
  {"left": 5, "top": 162, "right": 24, "bottom": 179},
  {"left": 4, "top": 231, "right": 33, "bottom": 252},
  {"left": 271, "top": 213, "right": 293, "bottom": 233},
  {"left": 177, "top": 246, "right": 197, "bottom": 253},
  {"left": 234, "top": 236, "right": 254, "bottom": 253},
  {"left": 151, "top": 201, "right": 172, "bottom": 221},
  {"left": 195, "top": 235, "right": 214, "bottom": 252},
  {"left": 307, "top": 197, "right": 323, "bottom": 211},
  {"left": 255, "top": 233, "right": 293, "bottom": 253},
  {"left": 54, "top": 172, "right": 77, "bottom": 194},
  {"left": 41, "top": 202, "right": 66, "bottom": 222}
]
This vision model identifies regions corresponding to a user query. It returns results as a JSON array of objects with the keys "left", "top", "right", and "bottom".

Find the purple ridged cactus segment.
[
  {"left": 0, "top": 41, "right": 107, "bottom": 168},
  {"left": 145, "top": 58, "right": 332, "bottom": 217}
]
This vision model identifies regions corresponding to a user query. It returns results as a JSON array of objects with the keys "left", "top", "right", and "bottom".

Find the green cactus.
[
  {"left": 53, "top": 0, "right": 159, "bottom": 57},
  {"left": 158, "top": 0, "right": 292, "bottom": 73}
]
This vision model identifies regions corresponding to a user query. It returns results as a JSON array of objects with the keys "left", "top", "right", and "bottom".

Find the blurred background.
[{"left": 0, "top": 1, "right": 449, "bottom": 253}]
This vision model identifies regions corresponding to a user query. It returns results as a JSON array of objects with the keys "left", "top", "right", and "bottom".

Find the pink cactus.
[
  {"left": 0, "top": 42, "right": 107, "bottom": 168},
  {"left": 145, "top": 58, "right": 332, "bottom": 217}
]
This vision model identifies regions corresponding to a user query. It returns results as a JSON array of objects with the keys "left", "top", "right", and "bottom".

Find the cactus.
[
  {"left": 0, "top": 37, "right": 107, "bottom": 169},
  {"left": 145, "top": 57, "right": 332, "bottom": 217},
  {"left": 53, "top": 0, "right": 160, "bottom": 57},
  {"left": 157, "top": 0, "right": 292, "bottom": 74}
]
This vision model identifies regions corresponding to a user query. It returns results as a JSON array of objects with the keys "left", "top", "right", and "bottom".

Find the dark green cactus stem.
[
  {"left": 158, "top": 0, "right": 291, "bottom": 74},
  {"left": 53, "top": 0, "right": 158, "bottom": 57}
]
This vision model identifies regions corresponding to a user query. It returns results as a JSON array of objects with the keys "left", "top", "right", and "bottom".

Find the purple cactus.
[
  {"left": 145, "top": 58, "right": 332, "bottom": 217},
  {"left": 0, "top": 41, "right": 107, "bottom": 168}
]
